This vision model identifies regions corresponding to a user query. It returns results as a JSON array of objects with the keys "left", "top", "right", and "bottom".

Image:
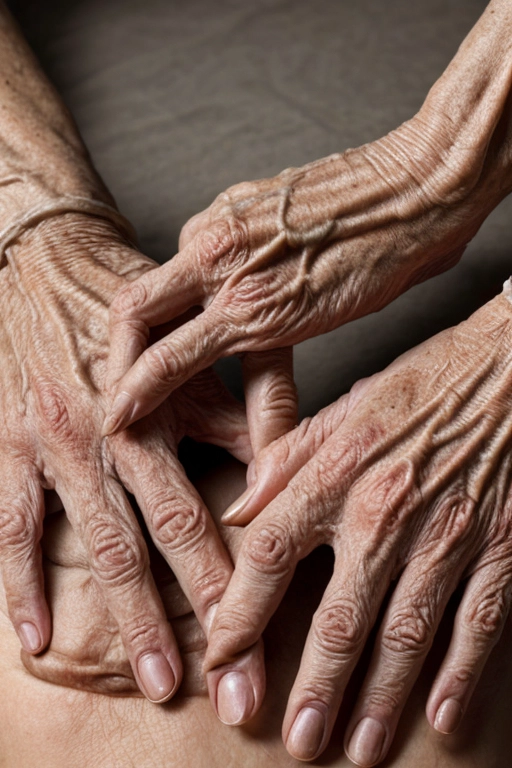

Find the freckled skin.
[{"left": 208, "top": 295, "right": 512, "bottom": 764}]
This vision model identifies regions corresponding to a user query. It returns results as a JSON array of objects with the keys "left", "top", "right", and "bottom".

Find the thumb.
[{"left": 221, "top": 395, "right": 347, "bottom": 527}]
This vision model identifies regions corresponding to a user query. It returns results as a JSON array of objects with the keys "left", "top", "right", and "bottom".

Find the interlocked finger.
[{"left": 0, "top": 458, "right": 50, "bottom": 654}]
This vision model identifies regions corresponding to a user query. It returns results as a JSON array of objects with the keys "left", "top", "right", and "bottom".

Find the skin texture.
[
  {"left": 2, "top": 454, "right": 512, "bottom": 767},
  {"left": 206, "top": 293, "right": 512, "bottom": 764},
  {"left": 0, "top": 0, "right": 276, "bottom": 708},
  {"left": 105, "top": 0, "right": 512, "bottom": 437},
  {"left": 0, "top": 211, "right": 269, "bottom": 707}
]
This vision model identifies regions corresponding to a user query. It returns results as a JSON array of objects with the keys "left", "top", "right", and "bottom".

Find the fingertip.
[
  {"left": 433, "top": 698, "right": 463, "bottom": 734},
  {"left": 136, "top": 650, "right": 181, "bottom": 703},
  {"left": 221, "top": 485, "right": 258, "bottom": 525},
  {"left": 102, "top": 391, "right": 136, "bottom": 436},
  {"left": 206, "top": 640, "right": 266, "bottom": 725},
  {"left": 18, "top": 621, "right": 44, "bottom": 654}
]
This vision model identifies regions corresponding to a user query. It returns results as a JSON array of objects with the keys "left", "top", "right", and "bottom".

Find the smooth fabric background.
[{"left": 10, "top": 0, "right": 503, "bottom": 415}]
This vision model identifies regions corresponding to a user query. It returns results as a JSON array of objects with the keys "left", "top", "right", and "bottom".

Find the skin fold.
[{"left": 207, "top": 293, "right": 512, "bottom": 764}]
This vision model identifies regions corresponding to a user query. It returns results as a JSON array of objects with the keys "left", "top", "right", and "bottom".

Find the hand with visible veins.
[
  {"left": 0, "top": 1, "right": 277, "bottom": 713},
  {"left": 204, "top": 290, "right": 512, "bottom": 765},
  {"left": 105, "top": 0, "right": 512, "bottom": 437},
  {"left": 0, "top": 211, "right": 269, "bottom": 716}
]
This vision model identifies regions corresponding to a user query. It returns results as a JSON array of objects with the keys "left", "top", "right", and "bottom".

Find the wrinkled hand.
[
  {"left": 206, "top": 291, "right": 512, "bottom": 764},
  {"left": 17, "top": 456, "right": 249, "bottom": 700},
  {"left": 0, "top": 212, "right": 264, "bottom": 707},
  {"left": 104, "top": 92, "right": 509, "bottom": 437}
]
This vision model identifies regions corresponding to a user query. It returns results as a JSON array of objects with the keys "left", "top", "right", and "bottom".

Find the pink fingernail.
[
  {"left": 19, "top": 621, "right": 42, "bottom": 653},
  {"left": 102, "top": 392, "right": 135, "bottom": 436},
  {"left": 434, "top": 698, "right": 462, "bottom": 734},
  {"left": 216, "top": 671, "right": 255, "bottom": 725},
  {"left": 221, "top": 486, "right": 256, "bottom": 524},
  {"left": 346, "top": 717, "right": 386, "bottom": 766},
  {"left": 287, "top": 707, "right": 326, "bottom": 760},
  {"left": 137, "top": 652, "right": 176, "bottom": 703}
]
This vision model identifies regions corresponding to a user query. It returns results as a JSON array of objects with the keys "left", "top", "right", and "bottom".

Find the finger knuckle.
[
  {"left": 144, "top": 344, "right": 179, "bottom": 388},
  {"left": 150, "top": 495, "right": 207, "bottom": 554},
  {"left": 466, "top": 588, "right": 508, "bottom": 643},
  {"left": 196, "top": 218, "right": 247, "bottom": 270},
  {"left": 381, "top": 607, "right": 431, "bottom": 657},
  {"left": 124, "top": 616, "right": 161, "bottom": 651},
  {"left": 89, "top": 520, "right": 148, "bottom": 587},
  {"left": 210, "top": 605, "right": 261, "bottom": 651},
  {"left": 110, "top": 281, "right": 149, "bottom": 319},
  {"left": 244, "top": 522, "right": 292, "bottom": 576},
  {"left": 32, "top": 379, "right": 76, "bottom": 445},
  {"left": 313, "top": 597, "right": 365, "bottom": 658},
  {"left": 0, "top": 504, "right": 38, "bottom": 554},
  {"left": 355, "top": 460, "right": 417, "bottom": 538},
  {"left": 433, "top": 493, "right": 475, "bottom": 548}
]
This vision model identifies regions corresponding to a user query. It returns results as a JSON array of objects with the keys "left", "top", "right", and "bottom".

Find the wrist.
[{"left": 7, "top": 212, "right": 151, "bottom": 287}]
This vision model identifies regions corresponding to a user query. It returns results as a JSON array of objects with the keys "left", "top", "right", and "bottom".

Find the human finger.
[
  {"left": 114, "top": 427, "right": 265, "bottom": 724},
  {"left": 242, "top": 347, "right": 298, "bottom": 455},
  {"left": 221, "top": 395, "right": 351, "bottom": 526},
  {"left": 343, "top": 520, "right": 473, "bottom": 768},
  {"left": 58, "top": 468, "right": 182, "bottom": 703},
  {"left": 103, "top": 306, "right": 232, "bottom": 435},
  {"left": 0, "top": 459, "right": 50, "bottom": 654},
  {"left": 426, "top": 557, "right": 512, "bottom": 736},
  {"left": 107, "top": 248, "right": 208, "bottom": 390},
  {"left": 281, "top": 542, "right": 393, "bottom": 762},
  {"left": 205, "top": 451, "right": 341, "bottom": 721},
  {"left": 177, "top": 371, "right": 253, "bottom": 464}
]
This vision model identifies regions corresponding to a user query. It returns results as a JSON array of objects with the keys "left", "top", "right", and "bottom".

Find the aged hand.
[
  {"left": 103, "top": 89, "right": 511, "bottom": 438},
  {"left": 206, "top": 291, "right": 512, "bottom": 764},
  {"left": 0, "top": 212, "right": 265, "bottom": 711}
]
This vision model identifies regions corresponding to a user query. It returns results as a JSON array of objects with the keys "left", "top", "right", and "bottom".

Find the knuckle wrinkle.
[
  {"left": 245, "top": 523, "right": 291, "bottom": 576},
  {"left": 151, "top": 497, "right": 206, "bottom": 553},
  {"left": 382, "top": 608, "right": 431, "bottom": 657},
  {"left": 313, "top": 598, "right": 364, "bottom": 657},
  {"left": 90, "top": 521, "right": 147, "bottom": 586}
]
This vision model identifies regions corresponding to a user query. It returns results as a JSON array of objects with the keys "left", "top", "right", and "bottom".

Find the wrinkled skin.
[
  {"left": 0, "top": 211, "right": 266, "bottom": 706},
  {"left": 205, "top": 293, "right": 512, "bottom": 765},
  {"left": 104, "top": 95, "right": 512, "bottom": 435}
]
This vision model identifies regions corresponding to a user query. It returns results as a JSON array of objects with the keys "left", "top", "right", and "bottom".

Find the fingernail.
[
  {"left": 287, "top": 707, "right": 326, "bottom": 760},
  {"left": 102, "top": 392, "right": 135, "bottom": 436},
  {"left": 434, "top": 698, "right": 463, "bottom": 734},
  {"left": 221, "top": 486, "right": 256, "bottom": 524},
  {"left": 346, "top": 717, "right": 386, "bottom": 766},
  {"left": 137, "top": 652, "right": 176, "bottom": 703},
  {"left": 19, "top": 621, "right": 42, "bottom": 653},
  {"left": 205, "top": 603, "right": 219, "bottom": 637},
  {"left": 216, "top": 670, "right": 255, "bottom": 725}
]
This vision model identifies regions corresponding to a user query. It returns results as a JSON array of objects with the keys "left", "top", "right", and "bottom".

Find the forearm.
[{"left": 0, "top": 3, "right": 126, "bottom": 251}]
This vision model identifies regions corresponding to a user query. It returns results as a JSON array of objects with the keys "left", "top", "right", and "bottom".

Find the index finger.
[
  {"left": 107, "top": 217, "right": 247, "bottom": 390},
  {"left": 57, "top": 465, "right": 182, "bottom": 704}
]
